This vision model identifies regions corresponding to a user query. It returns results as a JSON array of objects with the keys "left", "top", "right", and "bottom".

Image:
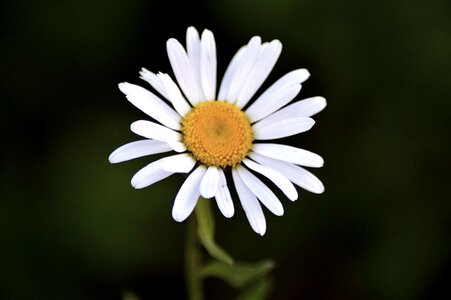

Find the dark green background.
[{"left": 1, "top": 0, "right": 450, "bottom": 299}]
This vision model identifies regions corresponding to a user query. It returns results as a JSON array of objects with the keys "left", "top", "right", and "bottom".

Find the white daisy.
[{"left": 109, "top": 27, "right": 326, "bottom": 236}]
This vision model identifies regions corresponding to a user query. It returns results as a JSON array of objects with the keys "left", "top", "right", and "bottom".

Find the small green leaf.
[
  {"left": 236, "top": 277, "right": 273, "bottom": 300},
  {"left": 195, "top": 198, "right": 234, "bottom": 265},
  {"left": 200, "top": 260, "right": 275, "bottom": 289}
]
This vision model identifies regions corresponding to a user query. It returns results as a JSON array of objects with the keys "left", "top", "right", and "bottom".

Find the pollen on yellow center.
[{"left": 181, "top": 101, "right": 253, "bottom": 168}]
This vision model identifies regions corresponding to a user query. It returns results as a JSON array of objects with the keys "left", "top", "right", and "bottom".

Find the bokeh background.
[{"left": 1, "top": 0, "right": 450, "bottom": 299}]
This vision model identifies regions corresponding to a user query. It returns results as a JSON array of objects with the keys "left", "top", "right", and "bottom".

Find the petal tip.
[
  {"left": 172, "top": 210, "right": 188, "bottom": 223},
  {"left": 172, "top": 214, "right": 182, "bottom": 223},
  {"left": 288, "top": 193, "right": 298, "bottom": 202},
  {"left": 118, "top": 82, "right": 128, "bottom": 92},
  {"left": 201, "top": 28, "right": 213, "bottom": 36},
  {"left": 312, "top": 184, "right": 325, "bottom": 194},
  {"left": 251, "top": 36, "right": 262, "bottom": 43},
  {"left": 271, "top": 39, "right": 282, "bottom": 49},
  {"left": 139, "top": 67, "right": 150, "bottom": 75},
  {"left": 319, "top": 97, "right": 327, "bottom": 110},
  {"left": 299, "top": 69, "right": 310, "bottom": 82},
  {"left": 166, "top": 38, "right": 178, "bottom": 49},
  {"left": 275, "top": 209, "right": 284, "bottom": 217},
  {"left": 223, "top": 211, "right": 234, "bottom": 218},
  {"left": 130, "top": 181, "right": 142, "bottom": 189}
]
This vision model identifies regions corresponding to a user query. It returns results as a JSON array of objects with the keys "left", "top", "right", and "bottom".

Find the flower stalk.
[{"left": 185, "top": 213, "right": 205, "bottom": 300}]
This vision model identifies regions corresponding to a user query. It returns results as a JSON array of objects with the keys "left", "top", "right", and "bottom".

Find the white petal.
[
  {"left": 226, "top": 36, "right": 262, "bottom": 104},
  {"left": 118, "top": 82, "right": 181, "bottom": 130},
  {"left": 232, "top": 169, "right": 266, "bottom": 236},
  {"left": 199, "top": 166, "right": 220, "bottom": 199},
  {"left": 287, "top": 165, "right": 324, "bottom": 194},
  {"left": 250, "top": 152, "right": 325, "bottom": 194},
  {"left": 131, "top": 157, "right": 174, "bottom": 189},
  {"left": 109, "top": 140, "right": 172, "bottom": 164},
  {"left": 245, "top": 69, "right": 310, "bottom": 123},
  {"left": 242, "top": 158, "right": 298, "bottom": 201},
  {"left": 252, "top": 143, "right": 324, "bottom": 168},
  {"left": 139, "top": 68, "right": 170, "bottom": 99},
  {"left": 253, "top": 117, "right": 315, "bottom": 140},
  {"left": 200, "top": 29, "right": 217, "bottom": 101},
  {"left": 215, "top": 169, "right": 234, "bottom": 218},
  {"left": 130, "top": 120, "right": 184, "bottom": 152},
  {"left": 261, "top": 97, "right": 327, "bottom": 122},
  {"left": 167, "top": 38, "right": 203, "bottom": 105},
  {"left": 186, "top": 26, "right": 202, "bottom": 97},
  {"left": 161, "top": 153, "right": 196, "bottom": 173},
  {"left": 138, "top": 69, "right": 194, "bottom": 119},
  {"left": 159, "top": 73, "right": 192, "bottom": 117},
  {"left": 249, "top": 85, "right": 301, "bottom": 124},
  {"left": 166, "top": 140, "right": 187, "bottom": 153},
  {"left": 217, "top": 46, "right": 246, "bottom": 101},
  {"left": 172, "top": 165, "right": 206, "bottom": 222},
  {"left": 236, "top": 165, "right": 284, "bottom": 216},
  {"left": 235, "top": 40, "right": 282, "bottom": 108}
]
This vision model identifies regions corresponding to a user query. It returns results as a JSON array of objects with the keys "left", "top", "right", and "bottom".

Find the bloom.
[{"left": 109, "top": 27, "right": 326, "bottom": 235}]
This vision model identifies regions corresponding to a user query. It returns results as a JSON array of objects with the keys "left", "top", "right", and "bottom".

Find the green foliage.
[
  {"left": 194, "top": 199, "right": 274, "bottom": 299},
  {"left": 195, "top": 198, "right": 234, "bottom": 265},
  {"left": 236, "top": 277, "right": 274, "bottom": 300},
  {"left": 200, "top": 260, "right": 275, "bottom": 289}
]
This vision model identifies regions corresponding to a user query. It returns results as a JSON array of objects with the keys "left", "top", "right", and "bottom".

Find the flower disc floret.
[{"left": 182, "top": 101, "right": 253, "bottom": 168}]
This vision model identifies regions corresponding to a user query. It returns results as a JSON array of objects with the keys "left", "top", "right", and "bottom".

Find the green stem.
[{"left": 185, "top": 212, "right": 205, "bottom": 300}]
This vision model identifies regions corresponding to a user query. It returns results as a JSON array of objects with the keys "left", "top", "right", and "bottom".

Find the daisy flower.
[{"left": 109, "top": 27, "right": 326, "bottom": 235}]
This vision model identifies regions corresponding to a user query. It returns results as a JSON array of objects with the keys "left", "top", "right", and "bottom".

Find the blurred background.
[{"left": 1, "top": 0, "right": 450, "bottom": 299}]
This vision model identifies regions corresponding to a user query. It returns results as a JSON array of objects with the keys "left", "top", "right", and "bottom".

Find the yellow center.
[{"left": 181, "top": 101, "right": 253, "bottom": 168}]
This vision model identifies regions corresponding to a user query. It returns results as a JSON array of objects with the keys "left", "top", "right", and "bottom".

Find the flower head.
[{"left": 109, "top": 27, "right": 326, "bottom": 235}]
